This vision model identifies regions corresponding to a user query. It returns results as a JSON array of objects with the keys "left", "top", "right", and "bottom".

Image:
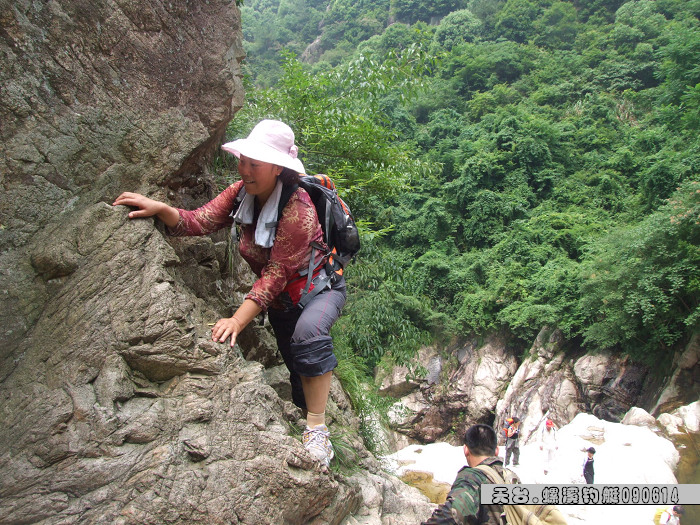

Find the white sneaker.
[{"left": 302, "top": 425, "right": 334, "bottom": 467}]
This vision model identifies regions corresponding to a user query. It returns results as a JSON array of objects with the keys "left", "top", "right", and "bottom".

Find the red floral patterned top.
[{"left": 169, "top": 180, "right": 325, "bottom": 310}]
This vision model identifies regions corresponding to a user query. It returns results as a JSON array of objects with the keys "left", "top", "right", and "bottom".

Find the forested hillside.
[{"left": 231, "top": 0, "right": 699, "bottom": 378}]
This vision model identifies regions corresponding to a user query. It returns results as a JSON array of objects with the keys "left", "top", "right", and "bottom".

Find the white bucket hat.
[{"left": 222, "top": 119, "right": 305, "bottom": 174}]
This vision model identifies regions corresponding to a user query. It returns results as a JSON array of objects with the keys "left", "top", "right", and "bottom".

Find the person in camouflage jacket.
[{"left": 422, "top": 424, "right": 511, "bottom": 525}]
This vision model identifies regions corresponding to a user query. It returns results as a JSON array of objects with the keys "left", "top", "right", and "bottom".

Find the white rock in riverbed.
[
  {"left": 658, "top": 400, "right": 700, "bottom": 435},
  {"left": 384, "top": 411, "right": 681, "bottom": 524}
]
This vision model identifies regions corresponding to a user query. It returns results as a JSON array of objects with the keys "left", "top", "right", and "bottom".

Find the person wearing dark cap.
[
  {"left": 655, "top": 505, "right": 684, "bottom": 525},
  {"left": 582, "top": 446, "right": 595, "bottom": 484}
]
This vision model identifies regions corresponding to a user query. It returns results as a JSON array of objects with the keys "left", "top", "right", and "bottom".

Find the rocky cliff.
[
  {"left": 0, "top": 2, "right": 433, "bottom": 523},
  {"left": 383, "top": 328, "right": 699, "bottom": 447}
]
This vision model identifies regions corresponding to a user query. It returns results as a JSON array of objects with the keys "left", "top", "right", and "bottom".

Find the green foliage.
[
  {"left": 235, "top": 0, "right": 700, "bottom": 377},
  {"left": 680, "top": 83, "right": 700, "bottom": 131},
  {"left": 579, "top": 179, "right": 700, "bottom": 363},
  {"left": 391, "top": 0, "right": 469, "bottom": 24},
  {"left": 571, "top": 0, "right": 627, "bottom": 23},
  {"left": 613, "top": 0, "right": 666, "bottom": 50},
  {"left": 467, "top": 84, "right": 521, "bottom": 120},
  {"left": 358, "top": 22, "right": 434, "bottom": 58},
  {"left": 329, "top": 345, "right": 397, "bottom": 457},
  {"left": 431, "top": 9, "right": 483, "bottom": 52},
  {"left": 442, "top": 40, "right": 539, "bottom": 95},
  {"left": 656, "top": 18, "right": 700, "bottom": 105},
  {"left": 390, "top": 195, "right": 457, "bottom": 251},
  {"left": 493, "top": 0, "right": 541, "bottom": 43},
  {"left": 334, "top": 237, "right": 433, "bottom": 368},
  {"left": 229, "top": 48, "right": 436, "bottom": 227},
  {"left": 467, "top": 0, "right": 507, "bottom": 22},
  {"left": 241, "top": 0, "right": 327, "bottom": 85},
  {"left": 335, "top": 285, "right": 431, "bottom": 368},
  {"left": 639, "top": 147, "right": 695, "bottom": 211},
  {"left": 410, "top": 250, "right": 471, "bottom": 309},
  {"left": 533, "top": 1, "right": 579, "bottom": 50}
]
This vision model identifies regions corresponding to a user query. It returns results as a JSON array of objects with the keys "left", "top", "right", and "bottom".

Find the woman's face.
[{"left": 238, "top": 155, "right": 282, "bottom": 203}]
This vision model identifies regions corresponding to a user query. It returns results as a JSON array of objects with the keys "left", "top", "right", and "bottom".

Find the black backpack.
[{"left": 233, "top": 174, "right": 360, "bottom": 308}]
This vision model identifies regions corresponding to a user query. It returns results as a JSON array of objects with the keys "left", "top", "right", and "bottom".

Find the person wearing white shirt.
[{"left": 539, "top": 419, "right": 558, "bottom": 475}]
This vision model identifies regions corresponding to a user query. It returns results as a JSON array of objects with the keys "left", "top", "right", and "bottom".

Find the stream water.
[
  {"left": 675, "top": 432, "right": 700, "bottom": 524},
  {"left": 399, "top": 471, "right": 450, "bottom": 504}
]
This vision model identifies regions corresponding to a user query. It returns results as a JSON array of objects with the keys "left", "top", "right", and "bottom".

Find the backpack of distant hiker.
[
  {"left": 475, "top": 464, "right": 568, "bottom": 525},
  {"left": 233, "top": 174, "right": 360, "bottom": 307},
  {"left": 500, "top": 418, "right": 514, "bottom": 442}
]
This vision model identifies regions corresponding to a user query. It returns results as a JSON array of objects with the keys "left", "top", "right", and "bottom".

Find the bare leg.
[
  {"left": 300, "top": 371, "right": 334, "bottom": 467},
  {"left": 301, "top": 371, "right": 332, "bottom": 417}
]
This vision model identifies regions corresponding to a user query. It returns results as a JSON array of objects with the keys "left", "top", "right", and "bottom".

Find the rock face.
[
  {"left": 386, "top": 327, "right": 668, "bottom": 447},
  {"left": 658, "top": 401, "right": 700, "bottom": 435},
  {"left": 496, "top": 328, "right": 584, "bottom": 442},
  {"left": 377, "top": 345, "right": 442, "bottom": 397},
  {"left": 1, "top": 0, "right": 246, "bottom": 352},
  {"left": 497, "top": 329, "right": 654, "bottom": 443},
  {"left": 0, "top": 3, "right": 433, "bottom": 523},
  {"left": 389, "top": 334, "right": 519, "bottom": 443},
  {"left": 651, "top": 333, "right": 700, "bottom": 415}
]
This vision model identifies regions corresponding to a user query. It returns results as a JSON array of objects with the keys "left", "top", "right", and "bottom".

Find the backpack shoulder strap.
[
  {"left": 474, "top": 464, "right": 506, "bottom": 484},
  {"left": 230, "top": 184, "right": 246, "bottom": 216},
  {"left": 229, "top": 184, "right": 247, "bottom": 243}
]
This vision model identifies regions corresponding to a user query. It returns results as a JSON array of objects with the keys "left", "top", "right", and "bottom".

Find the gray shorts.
[{"left": 268, "top": 275, "right": 346, "bottom": 409}]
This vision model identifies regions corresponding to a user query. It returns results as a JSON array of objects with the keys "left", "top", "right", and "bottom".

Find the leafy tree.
[
  {"left": 389, "top": 195, "right": 457, "bottom": 254},
  {"left": 578, "top": 179, "right": 700, "bottom": 363},
  {"left": 461, "top": 189, "right": 531, "bottom": 247},
  {"left": 639, "top": 148, "right": 695, "bottom": 211},
  {"left": 467, "top": 0, "right": 507, "bottom": 21},
  {"left": 467, "top": 84, "right": 521, "bottom": 120},
  {"left": 358, "top": 22, "right": 433, "bottom": 58},
  {"left": 335, "top": 283, "right": 432, "bottom": 368},
  {"left": 441, "top": 40, "right": 539, "bottom": 95},
  {"left": 230, "top": 48, "right": 435, "bottom": 210},
  {"left": 655, "top": 18, "right": 700, "bottom": 105},
  {"left": 572, "top": 0, "right": 627, "bottom": 23},
  {"left": 612, "top": 0, "right": 667, "bottom": 53},
  {"left": 431, "top": 9, "right": 483, "bottom": 52},
  {"left": 533, "top": 1, "right": 579, "bottom": 50},
  {"left": 334, "top": 238, "right": 434, "bottom": 368},
  {"left": 391, "top": 0, "right": 469, "bottom": 24},
  {"left": 680, "top": 83, "right": 700, "bottom": 131},
  {"left": 497, "top": 255, "right": 582, "bottom": 341},
  {"left": 493, "top": 0, "right": 541, "bottom": 43}
]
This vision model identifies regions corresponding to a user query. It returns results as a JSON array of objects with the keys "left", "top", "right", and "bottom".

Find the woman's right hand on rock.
[
  {"left": 212, "top": 317, "right": 243, "bottom": 348},
  {"left": 113, "top": 192, "right": 180, "bottom": 227},
  {"left": 113, "top": 192, "right": 164, "bottom": 218}
]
